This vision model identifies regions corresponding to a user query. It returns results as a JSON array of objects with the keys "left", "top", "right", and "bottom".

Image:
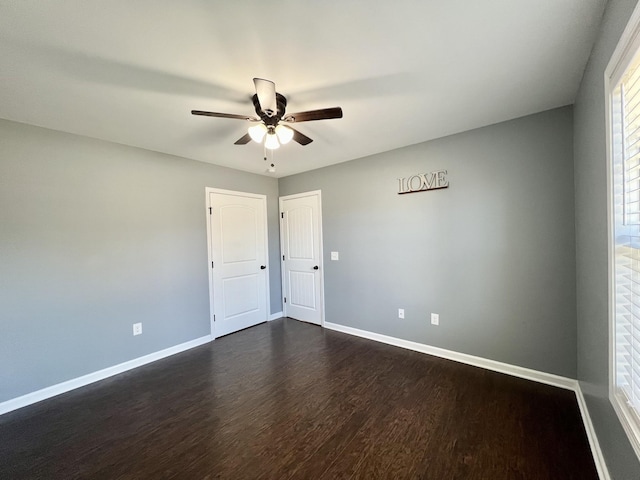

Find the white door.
[
  {"left": 280, "top": 191, "right": 323, "bottom": 325},
  {"left": 207, "top": 189, "right": 268, "bottom": 338}
]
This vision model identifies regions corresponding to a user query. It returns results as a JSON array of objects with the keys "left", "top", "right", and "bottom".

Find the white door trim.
[
  {"left": 279, "top": 190, "right": 325, "bottom": 327},
  {"left": 205, "top": 187, "right": 270, "bottom": 338}
]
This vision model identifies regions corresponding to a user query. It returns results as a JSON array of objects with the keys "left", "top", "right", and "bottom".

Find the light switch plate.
[{"left": 331, "top": 251, "right": 339, "bottom": 261}]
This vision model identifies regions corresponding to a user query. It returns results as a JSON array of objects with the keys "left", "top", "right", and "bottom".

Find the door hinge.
[
  {"left": 213, "top": 314, "right": 216, "bottom": 322},
  {"left": 209, "top": 207, "right": 212, "bottom": 215},
  {"left": 281, "top": 212, "right": 284, "bottom": 219},
  {"left": 282, "top": 255, "right": 285, "bottom": 261},
  {"left": 211, "top": 261, "right": 214, "bottom": 268},
  {"left": 284, "top": 297, "right": 287, "bottom": 304}
]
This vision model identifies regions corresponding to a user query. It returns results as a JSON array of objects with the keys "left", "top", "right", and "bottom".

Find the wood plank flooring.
[{"left": 0, "top": 318, "right": 598, "bottom": 479}]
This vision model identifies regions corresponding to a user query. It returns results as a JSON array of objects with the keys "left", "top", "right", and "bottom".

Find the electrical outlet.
[
  {"left": 431, "top": 313, "right": 439, "bottom": 326},
  {"left": 398, "top": 308, "right": 405, "bottom": 319},
  {"left": 133, "top": 322, "right": 142, "bottom": 336},
  {"left": 331, "top": 251, "right": 339, "bottom": 261}
]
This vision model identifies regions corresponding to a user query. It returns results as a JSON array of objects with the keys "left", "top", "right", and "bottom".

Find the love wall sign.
[{"left": 397, "top": 169, "right": 449, "bottom": 194}]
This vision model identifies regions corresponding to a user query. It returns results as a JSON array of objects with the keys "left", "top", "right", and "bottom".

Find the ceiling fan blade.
[
  {"left": 191, "top": 110, "right": 258, "bottom": 121},
  {"left": 234, "top": 132, "right": 252, "bottom": 145},
  {"left": 283, "top": 107, "right": 343, "bottom": 123},
  {"left": 253, "top": 78, "right": 277, "bottom": 117},
  {"left": 289, "top": 127, "right": 313, "bottom": 146}
]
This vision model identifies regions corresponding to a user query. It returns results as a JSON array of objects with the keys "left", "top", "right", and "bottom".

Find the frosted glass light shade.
[
  {"left": 264, "top": 132, "right": 280, "bottom": 150},
  {"left": 248, "top": 123, "right": 268, "bottom": 143},
  {"left": 275, "top": 125, "right": 294, "bottom": 144}
]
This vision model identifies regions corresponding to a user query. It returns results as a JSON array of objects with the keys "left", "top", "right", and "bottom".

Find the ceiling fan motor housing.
[{"left": 252, "top": 93, "right": 287, "bottom": 125}]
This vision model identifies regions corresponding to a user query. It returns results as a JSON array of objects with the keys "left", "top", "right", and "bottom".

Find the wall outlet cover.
[
  {"left": 133, "top": 322, "right": 142, "bottom": 336},
  {"left": 398, "top": 308, "right": 405, "bottom": 319},
  {"left": 331, "top": 251, "right": 339, "bottom": 261},
  {"left": 431, "top": 313, "right": 439, "bottom": 325}
]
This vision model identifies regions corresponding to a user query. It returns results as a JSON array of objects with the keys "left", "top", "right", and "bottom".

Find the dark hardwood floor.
[{"left": 1, "top": 318, "right": 597, "bottom": 479}]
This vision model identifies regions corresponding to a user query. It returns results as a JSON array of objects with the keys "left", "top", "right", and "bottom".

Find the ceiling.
[{"left": 0, "top": 1, "right": 607, "bottom": 178}]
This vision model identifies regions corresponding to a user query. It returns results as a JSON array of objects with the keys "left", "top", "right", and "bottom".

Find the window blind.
[{"left": 614, "top": 57, "right": 640, "bottom": 421}]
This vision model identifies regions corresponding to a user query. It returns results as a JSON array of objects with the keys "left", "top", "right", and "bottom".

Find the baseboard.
[
  {"left": 0, "top": 322, "right": 612, "bottom": 479},
  {"left": 269, "top": 312, "right": 283, "bottom": 321},
  {"left": 324, "top": 322, "right": 575, "bottom": 389},
  {"left": 323, "top": 321, "right": 610, "bottom": 480},
  {"left": 575, "top": 386, "right": 611, "bottom": 480},
  {"left": 0, "top": 335, "right": 212, "bottom": 416}
]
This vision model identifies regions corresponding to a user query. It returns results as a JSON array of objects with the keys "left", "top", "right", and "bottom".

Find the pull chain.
[{"left": 264, "top": 144, "right": 276, "bottom": 173}]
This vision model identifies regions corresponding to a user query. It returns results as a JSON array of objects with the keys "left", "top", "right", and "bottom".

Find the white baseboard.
[
  {"left": 0, "top": 321, "right": 612, "bottom": 480},
  {"left": 323, "top": 321, "right": 610, "bottom": 480},
  {"left": 0, "top": 335, "right": 212, "bottom": 416},
  {"left": 575, "top": 386, "right": 611, "bottom": 480},
  {"left": 324, "top": 322, "right": 575, "bottom": 389}
]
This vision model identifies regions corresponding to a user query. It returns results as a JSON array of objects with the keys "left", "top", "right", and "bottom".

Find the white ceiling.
[{"left": 0, "top": 1, "right": 606, "bottom": 178}]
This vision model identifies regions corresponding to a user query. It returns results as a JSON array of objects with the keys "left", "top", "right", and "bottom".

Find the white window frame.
[{"left": 606, "top": 0, "right": 640, "bottom": 461}]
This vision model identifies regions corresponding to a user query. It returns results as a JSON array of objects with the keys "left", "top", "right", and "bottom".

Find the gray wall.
[
  {"left": 574, "top": 0, "right": 640, "bottom": 477},
  {"left": 280, "top": 106, "right": 577, "bottom": 377},
  {"left": 0, "top": 119, "right": 281, "bottom": 403}
]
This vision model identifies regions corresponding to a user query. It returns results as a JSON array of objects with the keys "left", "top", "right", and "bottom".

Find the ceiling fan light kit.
[
  {"left": 191, "top": 77, "right": 343, "bottom": 155},
  {"left": 247, "top": 124, "right": 293, "bottom": 150},
  {"left": 275, "top": 124, "right": 293, "bottom": 145},
  {"left": 248, "top": 123, "right": 267, "bottom": 143},
  {"left": 264, "top": 132, "right": 280, "bottom": 150}
]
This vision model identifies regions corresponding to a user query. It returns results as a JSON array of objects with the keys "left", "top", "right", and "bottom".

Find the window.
[{"left": 608, "top": 5, "right": 640, "bottom": 461}]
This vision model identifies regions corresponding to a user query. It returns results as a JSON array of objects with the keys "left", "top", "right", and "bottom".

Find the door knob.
[
  {"left": 313, "top": 265, "right": 319, "bottom": 270},
  {"left": 260, "top": 265, "right": 266, "bottom": 270}
]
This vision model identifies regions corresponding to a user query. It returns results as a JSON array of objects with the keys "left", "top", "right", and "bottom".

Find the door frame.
[
  {"left": 279, "top": 190, "right": 325, "bottom": 327},
  {"left": 205, "top": 187, "right": 271, "bottom": 339}
]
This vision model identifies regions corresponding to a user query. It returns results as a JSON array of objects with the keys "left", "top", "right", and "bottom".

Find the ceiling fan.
[{"left": 191, "top": 78, "right": 343, "bottom": 149}]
